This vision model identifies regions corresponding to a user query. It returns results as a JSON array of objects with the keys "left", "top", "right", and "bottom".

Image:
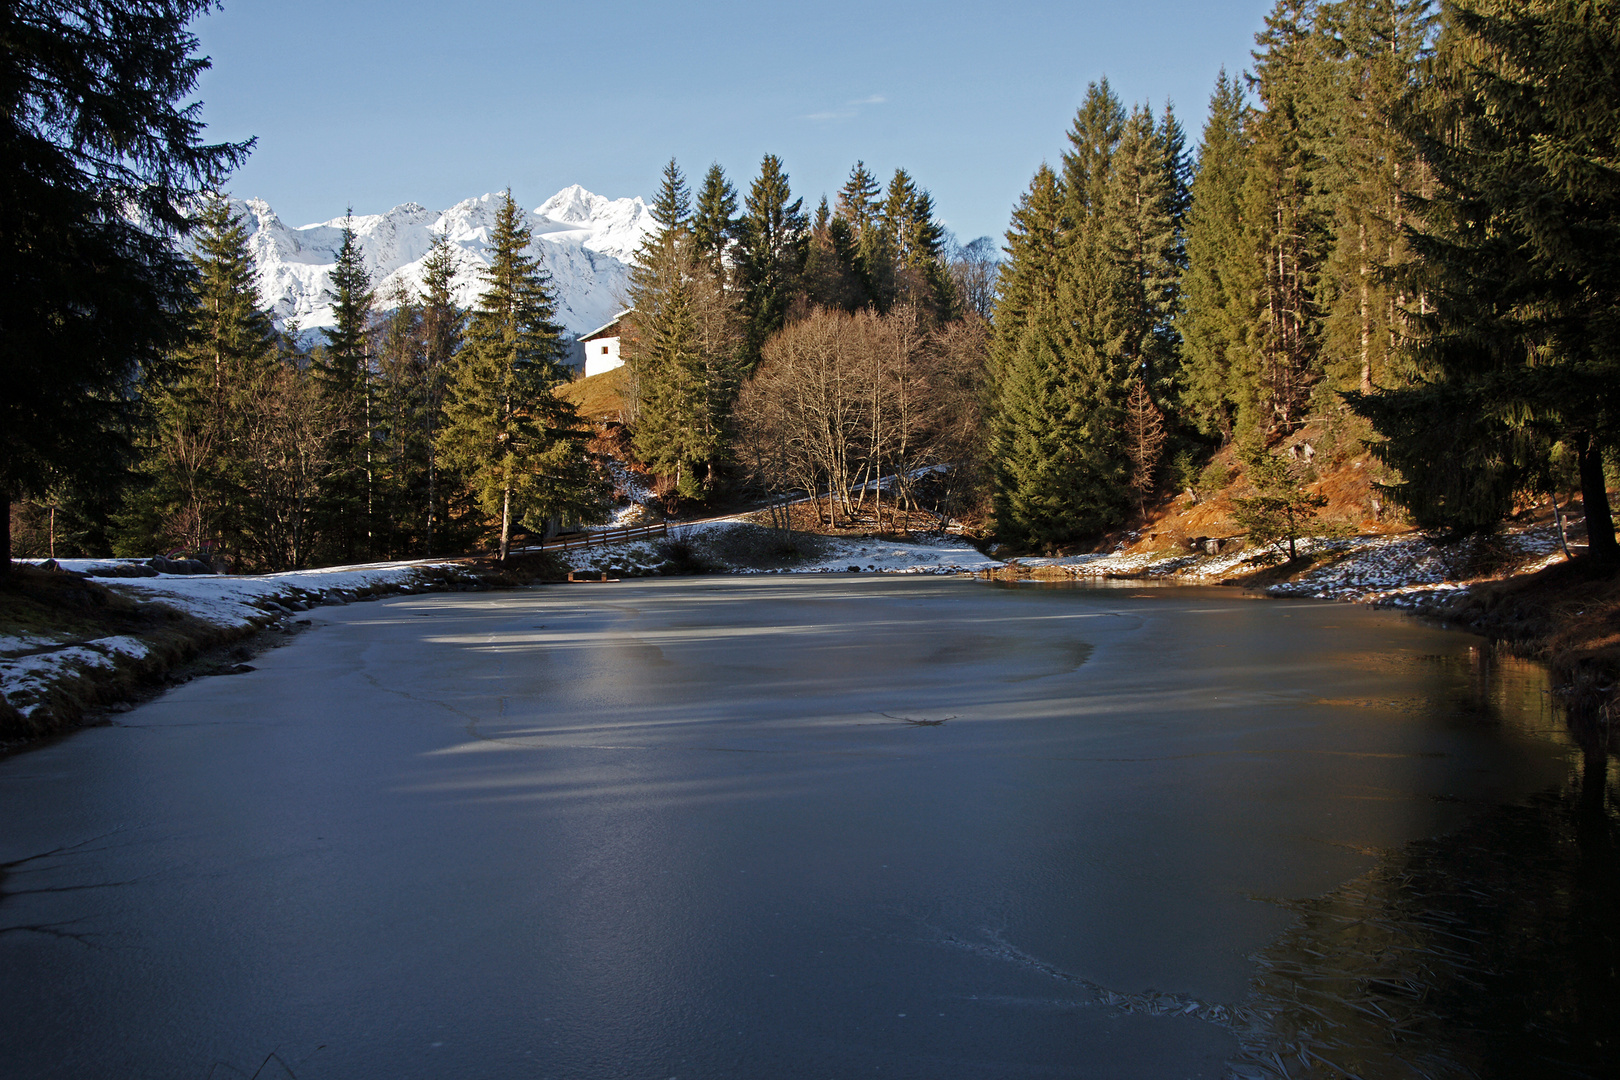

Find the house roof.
[{"left": 581, "top": 309, "right": 633, "bottom": 342}]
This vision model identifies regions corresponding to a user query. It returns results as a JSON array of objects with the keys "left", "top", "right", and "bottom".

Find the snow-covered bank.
[
  {"left": 992, "top": 520, "right": 1571, "bottom": 607},
  {"left": 552, "top": 518, "right": 1002, "bottom": 577},
  {"left": 1, "top": 559, "right": 479, "bottom": 734},
  {"left": 541, "top": 513, "right": 1573, "bottom": 603}
]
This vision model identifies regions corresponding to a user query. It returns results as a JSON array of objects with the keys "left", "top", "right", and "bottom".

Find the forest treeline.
[
  {"left": 621, "top": 154, "right": 992, "bottom": 527},
  {"left": 989, "top": 0, "right": 1618, "bottom": 559},
  {"left": 6, "top": 0, "right": 1617, "bottom": 570},
  {"left": 34, "top": 192, "right": 605, "bottom": 568},
  {"left": 8, "top": 139, "right": 994, "bottom": 568}
]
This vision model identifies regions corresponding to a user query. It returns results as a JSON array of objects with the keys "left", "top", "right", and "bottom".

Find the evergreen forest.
[{"left": 5, "top": 0, "right": 1618, "bottom": 571}]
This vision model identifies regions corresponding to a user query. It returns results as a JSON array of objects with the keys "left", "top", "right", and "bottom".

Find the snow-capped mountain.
[{"left": 232, "top": 186, "right": 654, "bottom": 339}]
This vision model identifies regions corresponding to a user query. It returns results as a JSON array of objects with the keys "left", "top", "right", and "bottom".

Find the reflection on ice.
[{"left": 1, "top": 575, "right": 1611, "bottom": 1079}]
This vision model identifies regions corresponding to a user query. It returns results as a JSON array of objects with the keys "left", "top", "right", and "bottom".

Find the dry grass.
[
  {"left": 557, "top": 365, "right": 629, "bottom": 423},
  {"left": 0, "top": 564, "right": 235, "bottom": 743}
]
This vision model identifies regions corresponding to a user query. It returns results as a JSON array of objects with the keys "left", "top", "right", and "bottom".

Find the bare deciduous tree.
[
  {"left": 735, "top": 307, "right": 988, "bottom": 531},
  {"left": 1124, "top": 376, "right": 1166, "bottom": 518}
]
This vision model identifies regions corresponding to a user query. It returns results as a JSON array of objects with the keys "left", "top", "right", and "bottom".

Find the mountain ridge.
[{"left": 232, "top": 185, "right": 655, "bottom": 338}]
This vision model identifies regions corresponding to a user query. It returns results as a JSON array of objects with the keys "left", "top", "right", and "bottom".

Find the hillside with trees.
[{"left": 6, "top": 0, "right": 1617, "bottom": 577}]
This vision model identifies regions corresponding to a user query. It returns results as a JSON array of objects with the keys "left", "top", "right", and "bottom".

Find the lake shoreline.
[{"left": 4, "top": 522, "right": 1615, "bottom": 748}]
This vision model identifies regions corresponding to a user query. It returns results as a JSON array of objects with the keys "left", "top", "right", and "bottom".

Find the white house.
[{"left": 581, "top": 310, "right": 631, "bottom": 377}]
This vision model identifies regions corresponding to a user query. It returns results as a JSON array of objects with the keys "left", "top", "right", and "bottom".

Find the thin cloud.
[{"left": 804, "top": 94, "right": 887, "bottom": 123}]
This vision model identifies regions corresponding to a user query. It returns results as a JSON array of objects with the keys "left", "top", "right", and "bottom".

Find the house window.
[{"left": 601, "top": 346, "right": 610, "bottom": 354}]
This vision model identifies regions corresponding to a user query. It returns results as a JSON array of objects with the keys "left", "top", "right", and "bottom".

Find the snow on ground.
[
  {"left": 2, "top": 559, "right": 460, "bottom": 720},
  {"left": 594, "top": 460, "right": 658, "bottom": 529},
  {"left": 555, "top": 517, "right": 1001, "bottom": 576},
  {"left": 1018, "top": 520, "right": 1570, "bottom": 607},
  {"left": 105, "top": 560, "right": 458, "bottom": 627},
  {"left": 786, "top": 533, "right": 1001, "bottom": 575},
  {"left": 1267, "top": 524, "right": 1566, "bottom": 606},
  {"left": 2, "top": 637, "right": 152, "bottom": 720}
]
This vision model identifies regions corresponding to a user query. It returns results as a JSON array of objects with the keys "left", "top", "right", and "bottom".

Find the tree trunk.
[
  {"left": 1577, "top": 433, "right": 1617, "bottom": 562},
  {"left": 500, "top": 480, "right": 512, "bottom": 562},
  {"left": 1551, "top": 492, "right": 1572, "bottom": 561},
  {"left": 1359, "top": 222, "right": 1372, "bottom": 395}
]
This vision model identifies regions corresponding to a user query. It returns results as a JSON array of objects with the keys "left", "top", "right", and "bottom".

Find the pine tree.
[
  {"left": 1243, "top": 0, "right": 1332, "bottom": 433},
  {"left": 1231, "top": 441, "right": 1327, "bottom": 559},
  {"left": 315, "top": 213, "right": 374, "bottom": 562},
  {"left": 735, "top": 154, "right": 808, "bottom": 368},
  {"left": 1063, "top": 79, "right": 1127, "bottom": 221},
  {"left": 987, "top": 166, "right": 1069, "bottom": 545},
  {"left": 692, "top": 163, "right": 738, "bottom": 275},
  {"left": 418, "top": 235, "right": 466, "bottom": 554},
  {"left": 989, "top": 165, "right": 1067, "bottom": 387},
  {"left": 1311, "top": 0, "right": 1435, "bottom": 398},
  {"left": 836, "top": 161, "right": 890, "bottom": 309},
  {"left": 1, "top": 0, "right": 253, "bottom": 573},
  {"left": 1106, "top": 104, "right": 1181, "bottom": 397},
  {"left": 650, "top": 157, "right": 691, "bottom": 231},
  {"left": 627, "top": 162, "right": 742, "bottom": 497},
  {"left": 1179, "top": 70, "right": 1260, "bottom": 439},
  {"left": 989, "top": 134, "right": 1133, "bottom": 546},
  {"left": 372, "top": 279, "right": 424, "bottom": 559},
  {"left": 881, "top": 168, "right": 956, "bottom": 321},
  {"left": 1051, "top": 80, "right": 1135, "bottom": 536},
  {"left": 803, "top": 195, "right": 864, "bottom": 312},
  {"left": 1353, "top": 0, "right": 1620, "bottom": 557},
  {"left": 438, "top": 192, "right": 604, "bottom": 558},
  {"left": 130, "top": 197, "right": 278, "bottom": 559}
]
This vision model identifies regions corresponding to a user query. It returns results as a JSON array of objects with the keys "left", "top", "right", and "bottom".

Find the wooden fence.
[{"left": 535, "top": 521, "right": 669, "bottom": 552}]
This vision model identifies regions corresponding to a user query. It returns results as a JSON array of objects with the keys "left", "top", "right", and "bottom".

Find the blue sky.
[{"left": 193, "top": 0, "right": 1272, "bottom": 243}]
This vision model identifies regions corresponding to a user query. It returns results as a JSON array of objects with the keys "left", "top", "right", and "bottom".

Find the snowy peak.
[
  {"left": 229, "top": 186, "right": 656, "bottom": 338},
  {"left": 537, "top": 184, "right": 604, "bottom": 224}
]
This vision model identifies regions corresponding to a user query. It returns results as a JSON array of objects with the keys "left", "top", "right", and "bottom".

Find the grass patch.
[{"left": 556, "top": 365, "right": 629, "bottom": 422}]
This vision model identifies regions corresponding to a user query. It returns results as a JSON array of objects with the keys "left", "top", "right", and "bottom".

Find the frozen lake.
[{"left": 0, "top": 576, "right": 1610, "bottom": 1078}]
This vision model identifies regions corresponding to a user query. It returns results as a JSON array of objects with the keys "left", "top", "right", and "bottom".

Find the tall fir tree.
[
  {"left": 1051, "top": 80, "right": 1135, "bottom": 535},
  {"left": 315, "top": 212, "right": 374, "bottom": 562},
  {"left": 1179, "top": 70, "right": 1260, "bottom": 439},
  {"left": 692, "top": 163, "right": 738, "bottom": 275},
  {"left": 735, "top": 154, "right": 808, "bottom": 368},
  {"left": 987, "top": 166, "right": 1069, "bottom": 544},
  {"left": 418, "top": 234, "right": 466, "bottom": 554},
  {"left": 125, "top": 197, "right": 278, "bottom": 559},
  {"left": 627, "top": 161, "right": 742, "bottom": 497},
  {"left": 1353, "top": 0, "right": 1620, "bottom": 556},
  {"left": 1242, "top": 0, "right": 1332, "bottom": 432},
  {"left": 803, "top": 194, "right": 864, "bottom": 312},
  {"left": 1311, "top": 0, "right": 1436, "bottom": 398},
  {"left": 438, "top": 191, "right": 603, "bottom": 558},
  {"left": 1106, "top": 104, "right": 1182, "bottom": 399},
  {"left": 371, "top": 279, "right": 425, "bottom": 559},
  {"left": 1, "top": 0, "right": 252, "bottom": 573},
  {"left": 650, "top": 157, "right": 691, "bottom": 231},
  {"left": 836, "top": 161, "right": 890, "bottom": 309},
  {"left": 881, "top": 168, "right": 956, "bottom": 321}
]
